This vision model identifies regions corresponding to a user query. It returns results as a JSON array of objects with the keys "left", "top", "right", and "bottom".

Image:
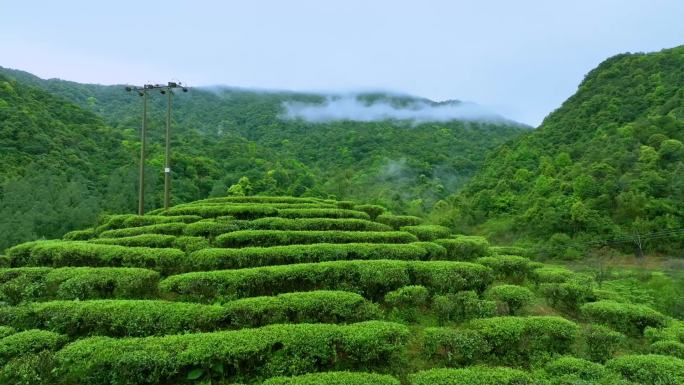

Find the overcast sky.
[{"left": 1, "top": 0, "right": 683, "bottom": 126}]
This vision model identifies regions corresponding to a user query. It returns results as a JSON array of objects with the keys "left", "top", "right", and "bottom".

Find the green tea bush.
[
  {"left": 122, "top": 214, "right": 202, "bottom": 227},
  {"left": 651, "top": 340, "right": 684, "bottom": 358},
  {"left": 95, "top": 214, "right": 141, "bottom": 231},
  {"left": 544, "top": 356, "right": 612, "bottom": 382},
  {"left": 90, "top": 234, "right": 177, "bottom": 248},
  {"left": 223, "top": 291, "right": 381, "bottom": 328},
  {"left": 410, "top": 242, "right": 447, "bottom": 259},
  {"left": 160, "top": 260, "right": 492, "bottom": 302},
  {"left": 172, "top": 236, "right": 210, "bottom": 253},
  {"left": 475, "top": 255, "right": 533, "bottom": 283},
  {"left": 645, "top": 321, "right": 684, "bottom": 343},
  {"left": 215, "top": 230, "right": 417, "bottom": 248},
  {"left": 581, "top": 324, "right": 625, "bottom": 363},
  {"left": 540, "top": 276, "right": 594, "bottom": 312},
  {"left": 0, "top": 267, "right": 159, "bottom": 304},
  {"left": 468, "top": 316, "right": 579, "bottom": 367},
  {"left": 277, "top": 208, "right": 370, "bottom": 220},
  {"left": 188, "top": 243, "right": 430, "bottom": 270},
  {"left": 335, "top": 200, "right": 356, "bottom": 209},
  {"left": 432, "top": 291, "right": 497, "bottom": 324},
  {"left": 52, "top": 321, "right": 409, "bottom": 384},
  {"left": 422, "top": 327, "right": 490, "bottom": 366},
  {"left": 98, "top": 222, "right": 187, "bottom": 238},
  {"left": 355, "top": 204, "right": 386, "bottom": 220},
  {"left": 183, "top": 219, "right": 246, "bottom": 237},
  {"left": 162, "top": 204, "right": 279, "bottom": 219},
  {"left": 489, "top": 245, "right": 528, "bottom": 256},
  {"left": 434, "top": 235, "right": 490, "bottom": 261},
  {"left": 606, "top": 354, "right": 684, "bottom": 385},
  {"left": 401, "top": 225, "right": 452, "bottom": 241},
  {"left": 385, "top": 285, "right": 429, "bottom": 322},
  {"left": 532, "top": 266, "right": 575, "bottom": 284},
  {"left": 0, "top": 326, "right": 15, "bottom": 338},
  {"left": 485, "top": 284, "right": 533, "bottom": 315},
  {"left": 409, "top": 367, "right": 534, "bottom": 385},
  {"left": 262, "top": 372, "right": 400, "bottom": 385},
  {"left": 63, "top": 228, "right": 97, "bottom": 241},
  {"left": 193, "top": 196, "right": 329, "bottom": 204},
  {"left": 0, "top": 329, "right": 66, "bottom": 365},
  {"left": 7, "top": 241, "right": 185, "bottom": 274},
  {"left": 581, "top": 301, "right": 668, "bottom": 335},
  {"left": 249, "top": 217, "right": 392, "bottom": 231},
  {"left": 376, "top": 214, "right": 423, "bottom": 229}
]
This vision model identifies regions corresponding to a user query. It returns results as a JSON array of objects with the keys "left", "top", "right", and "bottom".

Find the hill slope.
[
  {"left": 434, "top": 46, "right": 684, "bottom": 256},
  {"left": 0, "top": 196, "right": 682, "bottom": 384}
]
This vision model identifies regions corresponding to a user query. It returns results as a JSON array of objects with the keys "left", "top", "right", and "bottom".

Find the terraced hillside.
[{"left": 0, "top": 196, "right": 682, "bottom": 384}]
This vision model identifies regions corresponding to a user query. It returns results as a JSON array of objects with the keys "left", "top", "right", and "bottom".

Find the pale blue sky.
[{"left": 1, "top": 0, "right": 683, "bottom": 126}]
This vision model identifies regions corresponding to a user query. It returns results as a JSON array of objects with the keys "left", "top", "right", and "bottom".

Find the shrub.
[
  {"left": 435, "top": 236, "right": 490, "bottom": 260},
  {"left": 581, "top": 300, "right": 668, "bottom": 335},
  {"left": 385, "top": 285, "right": 429, "bottom": 322},
  {"left": 475, "top": 255, "right": 533, "bottom": 283},
  {"left": 90, "top": 234, "right": 177, "bottom": 248},
  {"left": 187, "top": 243, "right": 430, "bottom": 270},
  {"left": 0, "top": 267, "right": 159, "bottom": 304},
  {"left": 489, "top": 245, "right": 528, "bottom": 256},
  {"left": 7, "top": 241, "right": 185, "bottom": 275},
  {"left": 409, "top": 367, "right": 534, "bottom": 385},
  {"left": 422, "top": 327, "right": 491, "bottom": 366},
  {"left": 63, "top": 228, "right": 97, "bottom": 241},
  {"left": 162, "top": 204, "right": 279, "bottom": 219},
  {"left": 581, "top": 324, "right": 625, "bottom": 363},
  {"left": 160, "top": 260, "right": 492, "bottom": 302},
  {"left": 432, "top": 291, "right": 497, "bottom": 324},
  {"left": 485, "top": 285, "right": 533, "bottom": 315},
  {"left": 401, "top": 225, "right": 452, "bottom": 241},
  {"left": 215, "top": 230, "right": 418, "bottom": 248},
  {"left": 173, "top": 236, "right": 210, "bottom": 253},
  {"left": 651, "top": 340, "right": 684, "bottom": 358},
  {"left": 277, "top": 208, "right": 370, "bottom": 220},
  {"left": 355, "top": 204, "right": 386, "bottom": 220},
  {"left": 0, "top": 329, "right": 67, "bottom": 365},
  {"left": 248, "top": 217, "right": 392, "bottom": 231},
  {"left": 194, "top": 196, "right": 330, "bottom": 204},
  {"left": 376, "top": 214, "right": 423, "bottom": 229},
  {"left": 223, "top": 291, "right": 381, "bottom": 328},
  {"left": 52, "top": 321, "right": 410, "bottom": 384},
  {"left": 544, "top": 356, "right": 610, "bottom": 381},
  {"left": 468, "top": 316, "right": 579, "bottom": 367},
  {"left": 644, "top": 321, "right": 684, "bottom": 344},
  {"left": 0, "top": 326, "right": 14, "bottom": 338},
  {"left": 98, "top": 222, "right": 187, "bottom": 238},
  {"left": 122, "top": 214, "right": 202, "bottom": 227},
  {"left": 411, "top": 242, "right": 447, "bottom": 260},
  {"left": 183, "top": 219, "right": 246, "bottom": 237},
  {"left": 532, "top": 266, "right": 575, "bottom": 284},
  {"left": 336, "top": 200, "right": 356, "bottom": 209},
  {"left": 262, "top": 372, "right": 400, "bottom": 385},
  {"left": 606, "top": 354, "right": 684, "bottom": 385},
  {"left": 540, "top": 276, "right": 594, "bottom": 312}
]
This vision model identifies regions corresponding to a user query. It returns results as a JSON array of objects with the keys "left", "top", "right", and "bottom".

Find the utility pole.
[
  {"left": 161, "top": 82, "right": 188, "bottom": 210},
  {"left": 139, "top": 89, "right": 148, "bottom": 215}
]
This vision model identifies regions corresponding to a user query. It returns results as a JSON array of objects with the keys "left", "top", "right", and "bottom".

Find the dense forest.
[
  {"left": 0, "top": 67, "right": 526, "bottom": 250},
  {"left": 431, "top": 46, "right": 684, "bottom": 256}
]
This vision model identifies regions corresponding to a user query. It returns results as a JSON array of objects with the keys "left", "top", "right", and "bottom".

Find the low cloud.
[{"left": 281, "top": 94, "right": 506, "bottom": 124}]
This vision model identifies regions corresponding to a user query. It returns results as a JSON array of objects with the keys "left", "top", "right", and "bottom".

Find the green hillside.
[
  {"left": 0, "top": 196, "right": 682, "bottom": 384},
  {"left": 433, "top": 46, "right": 684, "bottom": 256}
]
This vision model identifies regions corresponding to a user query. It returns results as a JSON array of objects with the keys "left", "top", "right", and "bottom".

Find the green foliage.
[
  {"left": 580, "top": 324, "right": 626, "bottom": 363},
  {"left": 540, "top": 276, "right": 595, "bottom": 312},
  {"left": 51, "top": 321, "right": 409, "bottom": 384},
  {"left": 409, "top": 367, "right": 534, "bottom": 385},
  {"left": 581, "top": 300, "right": 668, "bottom": 335},
  {"left": 401, "top": 225, "right": 452, "bottom": 241},
  {"left": 261, "top": 372, "right": 400, "bottom": 385},
  {"left": 434, "top": 236, "right": 490, "bottom": 260},
  {"left": 431, "top": 291, "right": 497, "bottom": 324},
  {"left": 172, "top": 236, "right": 210, "bottom": 252},
  {"left": 376, "top": 214, "right": 423, "bottom": 229},
  {"left": 606, "top": 354, "right": 684, "bottom": 385},
  {"left": 98, "top": 222, "right": 187, "bottom": 238},
  {"left": 0, "top": 326, "right": 15, "bottom": 338},
  {"left": 62, "top": 228, "right": 97, "bottom": 241},
  {"left": 249, "top": 217, "right": 392, "bottom": 231},
  {"left": 468, "top": 316, "right": 579, "bottom": 367},
  {"left": 543, "top": 356, "right": 617, "bottom": 383},
  {"left": 485, "top": 284, "right": 533, "bottom": 315},
  {"left": 187, "top": 243, "right": 432, "bottom": 270},
  {"left": 532, "top": 266, "right": 575, "bottom": 284},
  {"left": 0, "top": 329, "right": 67, "bottom": 365},
  {"left": 162, "top": 204, "right": 279, "bottom": 219},
  {"left": 651, "top": 340, "right": 684, "bottom": 358},
  {"left": 276, "top": 208, "right": 371, "bottom": 220},
  {"left": 183, "top": 219, "right": 244, "bottom": 237},
  {"left": 90, "top": 234, "right": 177, "bottom": 248},
  {"left": 160, "top": 260, "right": 493, "bottom": 302},
  {"left": 0, "top": 267, "right": 159, "bottom": 304},
  {"left": 384, "top": 285, "right": 429, "bottom": 322},
  {"left": 7, "top": 241, "right": 185, "bottom": 274},
  {"left": 475, "top": 255, "right": 533, "bottom": 283},
  {"left": 355, "top": 204, "right": 386, "bottom": 220},
  {"left": 215, "top": 230, "right": 417, "bottom": 248},
  {"left": 422, "top": 328, "right": 490, "bottom": 366}
]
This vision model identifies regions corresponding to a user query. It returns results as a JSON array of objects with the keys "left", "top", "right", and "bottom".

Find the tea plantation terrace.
[{"left": 0, "top": 196, "right": 682, "bottom": 384}]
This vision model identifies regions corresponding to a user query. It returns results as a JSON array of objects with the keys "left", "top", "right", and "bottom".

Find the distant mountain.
[
  {"left": 0, "top": 67, "right": 527, "bottom": 249},
  {"left": 435, "top": 46, "right": 684, "bottom": 256}
]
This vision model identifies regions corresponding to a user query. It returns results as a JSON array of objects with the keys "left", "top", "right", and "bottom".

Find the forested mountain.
[
  {"left": 432, "top": 46, "right": 684, "bottom": 256},
  {"left": 0, "top": 67, "right": 527, "bottom": 250}
]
